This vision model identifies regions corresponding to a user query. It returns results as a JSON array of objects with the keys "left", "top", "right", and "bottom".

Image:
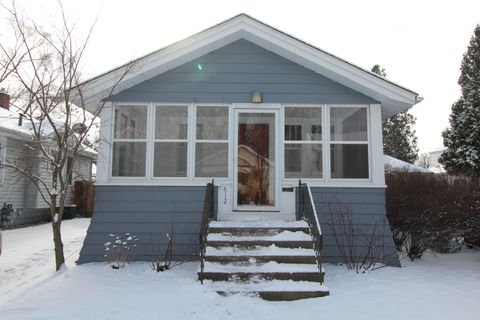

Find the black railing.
[
  {"left": 297, "top": 180, "right": 323, "bottom": 278},
  {"left": 199, "top": 180, "right": 214, "bottom": 282}
]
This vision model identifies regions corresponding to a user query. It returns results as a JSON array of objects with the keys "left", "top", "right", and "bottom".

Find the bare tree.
[{"left": 0, "top": 1, "right": 133, "bottom": 270}]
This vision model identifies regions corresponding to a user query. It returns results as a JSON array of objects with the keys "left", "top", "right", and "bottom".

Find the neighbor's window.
[
  {"left": 112, "top": 105, "right": 147, "bottom": 177},
  {"left": 284, "top": 107, "right": 323, "bottom": 178},
  {"left": 329, "top": 106, "right": 369, "bottom": 179},
  {"left": 0, "top": 138, "right": 6, "bottom": 184},
  {"left": 195, "top": 106, "right": 229, "bottom": 177},
  {"left": 154, "top": 105, "right": 189, "bottom": 177}
]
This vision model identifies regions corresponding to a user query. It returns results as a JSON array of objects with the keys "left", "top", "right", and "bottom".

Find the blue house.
[{"left": 74, "top": 14, "right": 419, "bottom": 299}]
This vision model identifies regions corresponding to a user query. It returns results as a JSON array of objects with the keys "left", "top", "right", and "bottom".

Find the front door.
[{"left": 234, "top": 110, "right": 278, "bottom": 211}]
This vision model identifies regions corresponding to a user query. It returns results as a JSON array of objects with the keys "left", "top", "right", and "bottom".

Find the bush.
[{"left": 385, "top": 172, "right": 480, "bottom": 259}]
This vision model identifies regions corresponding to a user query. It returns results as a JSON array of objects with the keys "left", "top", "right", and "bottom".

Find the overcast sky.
[{"left": 2, "top": 0, "right": 480, "bottom": 153}]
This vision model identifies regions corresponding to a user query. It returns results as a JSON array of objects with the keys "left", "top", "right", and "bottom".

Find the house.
[
  {"left": 0, "top": 92, "right": 95, "bottom": 227},
  {"left": 425, "top": 148, "right": 446, "bottom": 173},
  {"left": 74, "top": 14, "right": 419, "bottom": 295}
]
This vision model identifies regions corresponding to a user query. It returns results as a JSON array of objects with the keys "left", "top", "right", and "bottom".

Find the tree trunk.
[{"left": 52, "top": 220, "right": 65, "bottom": 271}]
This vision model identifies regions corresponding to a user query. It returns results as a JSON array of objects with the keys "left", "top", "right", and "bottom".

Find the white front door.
[{"left": 233, "top": 109, "right": 279, "bottom": 212}]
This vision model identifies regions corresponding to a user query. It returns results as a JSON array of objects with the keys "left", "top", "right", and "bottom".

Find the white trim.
[
  {"left": 370, "top": 104, "right": 386, "bottom": 186},
  {"left": 327, "top": 104, "right": 371, "bottom": 181},
  {"left": 103, "top": 102, "right": 385, "bottom": 188},
  {"left": 193, "top": 104, "right": 230, "bottom": 179},
  {"left": 110, "top": 103, "right": 149, "bottom": 179},
  {"left": 75, "top": 14, "right": 418, "bottom": 118},
  {"left": 232, "top": 107, "right": 281, "bottom": 213},
  {"left": 282, "top": 104, "right": 324, "bottom": 181},
  {"left": 96, "top": 103, "right": 113, "bottom": 184}
]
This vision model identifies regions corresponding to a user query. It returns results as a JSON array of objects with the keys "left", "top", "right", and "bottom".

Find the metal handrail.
[
  {"left": 297, "top": 180, "right": 323, "bottom": 278},
  {"left": 199, "top": 180, "right": 214, "bottom": 283}
]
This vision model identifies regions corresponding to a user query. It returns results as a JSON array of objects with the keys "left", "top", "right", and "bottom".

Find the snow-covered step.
[
  {"left": 198, "top": 218, "right": 328, "bottom": 300},
  {"left": 204, "top": 280, "right": 330, "bottom": 301},
  {"left": 208, "top": 220, "right": 310, "bottom": 235},
  {"left": 203, "top": 261, "right": 319, "bottom": 273},
  {"left": 205, "top": 245, "right": 317, "bottom": 264},
  {"left": 207, "top": 230, "right": 313, "bottom": 249},
  {"left": 207, "top": 230, "right": 311, "bottom": 241}
]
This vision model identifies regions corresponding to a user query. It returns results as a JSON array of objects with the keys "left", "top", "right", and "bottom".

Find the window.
[
  {"left": 329, "top": 106, "right": 369, "bottom": 179},
  {"left": 284, "top": 107, "right": 323, "bottom": 178},
  {"left": 195, "top": 106, "right": 228, "bottom": 178},
  {"left": 154, "top": 105, "right": 189, "bottom": 177},
  {"left": 0, "top": 137, "right": 6, "bottom": 184},
  {"left": 112, "top": 105, "right": 147, "bottom": 177},
  {"left": 66, "top": 157, "right": 73, "bottom": 185}
]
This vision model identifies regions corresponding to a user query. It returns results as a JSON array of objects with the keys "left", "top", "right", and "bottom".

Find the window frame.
[
  {"left": 110, "top": 103, "right": 149, "bottom": 179},
  {"left": 0, "top": 136, "right": 6, "bottom": 185},
  {"left": 193, "top": 104, "right": 230, "bottom": 179},
  {"left": 283, "top": 105, "right": 324, "bottom": 181},
  {"left": 327, "top": 104, "right": 371, "bottom": 181},
  {"left": 152, "top": 103, "right": 191, "bottom": 179}
]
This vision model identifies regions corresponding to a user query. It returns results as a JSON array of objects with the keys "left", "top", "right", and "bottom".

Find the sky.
[{"left": 1, "top": 0, "right": 480, "bottom": 153}]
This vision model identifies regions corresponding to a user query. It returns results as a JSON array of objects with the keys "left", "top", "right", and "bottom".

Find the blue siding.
[
  {"left": 309, "top": 187, "right": 400, "bottom": 266},
  {"left": 110, "top": 39, "right": 377, "bottom": 105},
  {"left": 77, "top": 186, "right": 216, "bottom": 263}
]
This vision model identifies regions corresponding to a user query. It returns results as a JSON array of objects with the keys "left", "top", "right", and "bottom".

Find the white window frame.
[
  {"left": 0, "top": 136, "right": 6, "bottom": 185},
  {"left": 283, "top": 105, "right": 325, "bottom": 181},
  {"left": 327, "top": 104, "right": 371, "bottom": 182},
  {"left": 110, "top": 103, "right": 149, "bottom": 180},
  {"left": 193, "top": 104, "right": 230, "bottom": 180},
  {"left": 151, "top": 103, "right": 191, "bottom": 180}
]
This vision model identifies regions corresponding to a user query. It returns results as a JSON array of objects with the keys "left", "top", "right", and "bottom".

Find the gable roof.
[{"left": 74, "top": 14, "right": 420, "bottom": 118}]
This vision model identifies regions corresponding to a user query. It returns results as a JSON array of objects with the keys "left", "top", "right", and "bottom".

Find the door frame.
[{"left": 232, "top": 105, "right": 281, "bottom": 212}]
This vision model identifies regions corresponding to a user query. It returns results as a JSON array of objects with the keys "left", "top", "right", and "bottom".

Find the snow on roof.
[
  {"left": 0, "top": 106, "right": 97, "bottom": 158},
  {"left": 0, "top": 107, "right": 33, "bottom": 138},
  {"left": 384, "top": 155, "right": 431, "bottom": 173}
]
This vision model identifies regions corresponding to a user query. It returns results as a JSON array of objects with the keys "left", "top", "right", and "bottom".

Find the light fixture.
[{"left": 251, "top": 91, "right": 262, "bottom": 104}]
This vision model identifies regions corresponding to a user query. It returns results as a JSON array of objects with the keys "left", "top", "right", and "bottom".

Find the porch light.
[{"left": 251, "top": 91, "right": 262, "bottom": 103}]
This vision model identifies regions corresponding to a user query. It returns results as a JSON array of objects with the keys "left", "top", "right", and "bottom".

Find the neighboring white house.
[
  {"left": 0, "top": 100, "right": 96, "bottom": 227},
  {"left": 426, "top": 148, "right": 446, "bottom": 173}
]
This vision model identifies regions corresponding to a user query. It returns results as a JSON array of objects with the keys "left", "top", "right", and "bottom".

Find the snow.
[
  {"left": 1, "top": 219, "right": 480, "bottom": 319},
  {"left": 208, "top": 230, "right": 312, "bottom": 241},
  {"left": 385, "top": 155, "right": 431, "bottom": 173},
  {"left": 205, "top": 245, "right": 315, "bottom": 256},
  {"left": 210, "top": 220, "right": 309, "bottom": 228},
  {"left": 203, "top": 261, "right": 319, "bottom": 273},
  {"left": 204, "top": 279, "right": 329, "bottom": 293}
]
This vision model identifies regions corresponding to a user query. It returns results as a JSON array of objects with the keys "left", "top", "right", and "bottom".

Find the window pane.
[
  {"left": 284, "top": 107, "right": 322, "bottom": 141},
  {"left": 112, "top": 142, "right": 146, "bottom": 177},
  {"left": 195, "top": 143, "right": 228, "bottom": 177},
  {"left": 284, "top": 144, "right": 322, "bottom": 178},
  {"left": 114, "top": 105, "right": 147, "bottom": 139},
  {"left": 196, "top": 106, "right": 228, "bottom": 140},
  {"left": 155, "top": 106, "right": 188, "bottom": 139},
  {"left": 154, "top": 142, "right": 188, "bottom": 177},
  {"left": 330, "top": 144, "right": 369, "bottom": 178},
  {"left": 330, "top": 107, "right": 367, "bottom": 141}
]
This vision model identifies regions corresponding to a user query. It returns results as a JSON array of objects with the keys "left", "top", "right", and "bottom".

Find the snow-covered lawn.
[{"left": 1, "top": 219, "right": 480, "bottom": 320}]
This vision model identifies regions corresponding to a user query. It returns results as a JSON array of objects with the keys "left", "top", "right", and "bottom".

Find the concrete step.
[
  {"left": 199, "top": 219, "right": 328, "bottom": 300},
  {"left": 205, "top": 255, "right": 317, "bottom": 264},
  {"left": 208, "top": 220, "right": 310, "bottom": 236},
  {"left": 198, "top": 271, "right": 324, "bottom": 282},
  {"left": 207, "top": 240, "right": 313, "bottom": 249},
  {"left": 205, "top": 280, "right": 329, "bottom": 301}
]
